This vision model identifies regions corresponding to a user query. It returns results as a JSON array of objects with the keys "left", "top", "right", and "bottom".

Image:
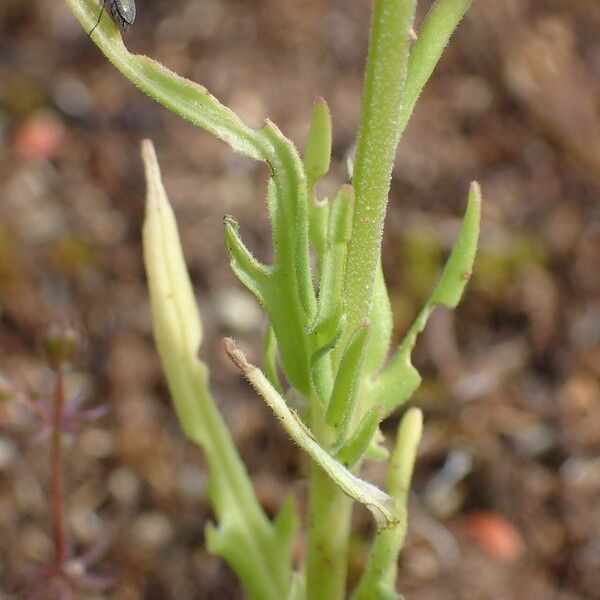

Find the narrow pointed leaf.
[
  {"left": 398, "top": 0, "right": 474, "bottom": 140},
  {"left": 304, "top": 97, "right": 332, "bottom": 191},
  {"left": 369, "top": 183, "right": 481, "bottom": 416},
  {"left": 68, "top": 0, "right": 267, "bottom": 162},
  {"left": 225, "top": 338, "right": 398, "bottom": 526},
  {"left": 351, "top": 408, "right": 423, "bottom": 600},
  {"left": 326, "top": 325, "right": 370, "bottom": 435},
  {"left": 335, "top": 405, "right": 384, "bottom": 468},
  {"left": 142, "top": 140, "right": 207, "bottom": 443},
  {"left": 142, "top": 140, "right": 292, "bottom": 600},
  {"left": 365, "top": 261, "right": 393, "bottom": 377},
  {"left": 309, "top": 185, "right": 354, "bottom": 344}
]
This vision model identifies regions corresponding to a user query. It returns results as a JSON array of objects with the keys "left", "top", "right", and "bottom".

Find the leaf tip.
[{"left": 223, "top": 337, "right": 251, "bottom": 374}]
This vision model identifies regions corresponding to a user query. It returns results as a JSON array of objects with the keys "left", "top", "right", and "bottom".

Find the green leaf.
[
  {"left": 303, "top": 95, "right": 332, "bottom": 267},
  {"left": 261, "top": 122, "right": 316, "bottom": 319},
  {"left": 226, "top": 178, "right": 314, "bottom": 396},
  {"left": 225, "top": 338, "right": 398, "bottom": 526},
  {"left": 369, "top": 182, "right": 482, "bottom": 416},
  {"left": 398, "top": 0, "right": 474, "bottom": 140},
  {"left": 309, "top": 185, "right": 354, "bottom": 346},
  {"left": 68, "top": 0, "right": 267, "bottom": 162},
  {"left": 364, "top": 261, "right": 394, "bottom": 377},
  {"left": 224, "top": 215, "right": 273, "bottom": 304},
  {"left": 350, "top": 408, "right": 423, "bottom": 600},
  {"left": 69, "top": 0, "right": 318, "bottom": 398},
  {"left": 335, "top": 405, "right": 384, "bottom": 468},
  {"left": 142, "top": 140, "right": 294, "bottom": 600},
  {"left": 304, "top": 97, "right": 332, "bottom": 193},
  {"left": 326, "top": 325, "right": 370, "bottom": 437}
]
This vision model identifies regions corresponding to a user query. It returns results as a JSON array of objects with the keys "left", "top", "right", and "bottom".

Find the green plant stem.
[
  {"left": 306, "top": 2, "right": 416, "bottom": 597},
  {"left": 305, "top": 408, "right": 353, "bottom": 600},
  {"left": 341, "top": 0, "right": 417, "bottom": 357},
  {"left": 306, "top": 462, "right": 354, "bottom": 600}
]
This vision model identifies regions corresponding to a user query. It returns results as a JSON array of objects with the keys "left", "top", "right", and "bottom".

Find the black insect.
[{"left": 89, "top": 0, "right": 136, "bottom": 36}]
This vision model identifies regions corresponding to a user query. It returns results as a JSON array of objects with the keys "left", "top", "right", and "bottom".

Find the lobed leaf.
[{"left": 369, "top": 182, "right": 482, "bottom": 417}]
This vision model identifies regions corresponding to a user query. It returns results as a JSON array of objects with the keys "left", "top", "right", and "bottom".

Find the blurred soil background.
[{"left": 1, "top": 0, "right": 599, "bottom": 598}]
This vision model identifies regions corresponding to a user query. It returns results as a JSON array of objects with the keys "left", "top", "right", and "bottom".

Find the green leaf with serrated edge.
[
  {"left": 69, "top": 0, "right": 317, "bottom": 398},
  {"left": 225, "top": 338, "right": 398, "bottom": 527},
  {"left": 142, "top": 140, "right": 293, "bottom": 600},
  {"left": 326, "top": 325, "right": 370, "bottom": 436},
  {"left": 398, "top": 0, "right": 473, "bottom": 141},
  {"left": 263, "top": 325, "right": 283, "bottom": 394},
  {"left": 350, "top": 408, "right": 423, "bottom": 600},
  {"left": 368, "top": 183, "right": 481, "bottom": 417},
  {"left": 335, "top": 405, "right": 384, "bottom": 467}
]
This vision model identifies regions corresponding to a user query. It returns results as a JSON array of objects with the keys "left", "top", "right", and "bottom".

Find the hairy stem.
[
  {"left": 340, "top": 0, "right": 416, "bottom": 355},
  {"left": 306, "top": 2, "right": 416, "bottom": 594}
]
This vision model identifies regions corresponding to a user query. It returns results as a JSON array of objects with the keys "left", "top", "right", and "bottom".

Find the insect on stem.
[{"left": 88, "top": 0, "right": 137, "bottom": 37}]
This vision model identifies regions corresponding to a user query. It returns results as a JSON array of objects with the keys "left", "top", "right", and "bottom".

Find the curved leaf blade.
[{"left": 225, "top": 338, "right": 398, "bottom": 526}]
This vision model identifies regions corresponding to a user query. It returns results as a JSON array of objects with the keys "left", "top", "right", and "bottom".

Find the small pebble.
[
  {"left": 130, "top": 512, "right": 174, "bottom": 550},
  {"left": 465, "top": 511, "right": 525, "bottom": 563},
  {"left": 79, "top": 428, "right": 114, "bottom": 459},
  {"left": 69, "top": 505, "right": 104, "bottom": 543},
  {"left": 108, "top": 467, "right": 141, "bottom": 505}
]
